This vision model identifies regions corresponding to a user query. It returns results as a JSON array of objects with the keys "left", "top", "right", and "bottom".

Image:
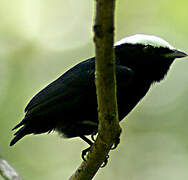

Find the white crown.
[{"left": 115, "top": 34, "right": 175, "bottom": 50}]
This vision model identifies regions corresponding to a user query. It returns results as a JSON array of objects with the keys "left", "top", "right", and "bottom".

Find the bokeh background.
[{"left": 1, "top": 0, "right": 188, "bottom": 180}]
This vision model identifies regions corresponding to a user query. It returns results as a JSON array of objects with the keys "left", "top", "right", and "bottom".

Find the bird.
[{"left": 10, "top": 34, "right": 187, "bottom": 150}]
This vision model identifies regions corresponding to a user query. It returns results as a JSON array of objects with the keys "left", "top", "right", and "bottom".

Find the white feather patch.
[{"left": 115, "top": 34, "right": 175, "bottom": 50}]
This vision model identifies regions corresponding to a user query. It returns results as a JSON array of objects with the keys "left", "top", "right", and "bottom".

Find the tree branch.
[
  {"left": 0, "top": 157, "right": 22, "bottom": 180},
  {"left": 94, "top": 0, "right": 121, "bottom": 148},
  {"left": 69, "top": 0, "right": 120, "bottom": 179}
]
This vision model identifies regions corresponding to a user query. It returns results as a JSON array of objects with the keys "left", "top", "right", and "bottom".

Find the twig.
[
  {"left": 69, "top": 0, "right": 120, "bottom": 179},
  {"left": 0, "top": 157, "right": 22, "bottom": 180}
]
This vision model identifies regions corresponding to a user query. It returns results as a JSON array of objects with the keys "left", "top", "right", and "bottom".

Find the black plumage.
[{"left": 10, "top": 34, "right": 187, "bottom": 146}]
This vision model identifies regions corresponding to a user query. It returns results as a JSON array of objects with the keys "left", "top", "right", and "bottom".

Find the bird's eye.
[{"left": 143, "top": 45, "right": 152, "bottom": 53}]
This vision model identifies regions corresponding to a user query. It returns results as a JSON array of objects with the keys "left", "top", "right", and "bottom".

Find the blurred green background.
[{"left": 1, "top": 0, "right": 188, "bottom": 180}]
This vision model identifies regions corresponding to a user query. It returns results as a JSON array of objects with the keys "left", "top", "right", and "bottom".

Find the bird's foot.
[
  {"left": 91, "top": 132, "right": 97, "bottom": 142},
  {"left": 81, "top": 146, "right": 91, "bottom": 161},
  {"left": 80, "top": 134, "right": 111, "bottom": 168},
  {"left": 101, "top": 155, "right": 109, "bottom": 168},
  {"left": 81, "top": 147, "right": 109, "bottom": 168}
]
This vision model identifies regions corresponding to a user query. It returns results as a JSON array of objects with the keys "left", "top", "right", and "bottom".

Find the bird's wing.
[
  {"left": 10, "top": 60, "right": 134, "bottom": 146},
  {"left": 25, "top": 59, "right": 134, "bottom": 115},
  {"left": 25, "top": 58, "right": 96, "bottom": 113},
  {"left": 116, "top": 65, "right": 134, "bottom": 85},
  {"left": 10, "top": 59, "right": 96, "bottom": 146}
]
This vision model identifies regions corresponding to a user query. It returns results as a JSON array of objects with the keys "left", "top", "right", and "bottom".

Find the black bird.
[{"left": 10, "top": 34, "right": 187, "bottom": 148}]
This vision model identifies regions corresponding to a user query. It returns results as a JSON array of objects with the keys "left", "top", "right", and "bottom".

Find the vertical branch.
[
  {"left": 69, "top": 0, "right": 120, "bottom": 179},
  {"left": 94, "top": 0, "right": 121, "bottom": 147}
]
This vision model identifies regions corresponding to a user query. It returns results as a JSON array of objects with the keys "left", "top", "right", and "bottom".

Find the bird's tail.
[
  {"left": 10, "top": 116, "right": 55, "bottom": 146},
  {"left": 10, "top": 125, "right": 29, "bottom": 146},
  {"left": 10, "top": 117, "right": 33, "bottom": 146}
]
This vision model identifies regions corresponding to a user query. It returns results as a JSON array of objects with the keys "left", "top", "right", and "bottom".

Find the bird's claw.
[
  {"left": 81, "top": 133, "right": 112, "bottom": 167},
  {"left": 91, "top": 132, "right": 97, "bottom": 142},
  {"left": 111, "top": 137, "right": 120, "bottom": 150},
  {"left": 81, "top": 146, "right": 109, "bottom": 168},
  {"left": 100, "top": 155, "right": 109, "bottom": 168},
  {"left": 81, "top": 147, "right": 91, "bottom": 161}
]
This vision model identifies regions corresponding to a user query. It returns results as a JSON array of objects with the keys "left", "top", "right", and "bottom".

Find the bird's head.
[{"left": 115, "top": 34, "right": 187, "bottom": 82}]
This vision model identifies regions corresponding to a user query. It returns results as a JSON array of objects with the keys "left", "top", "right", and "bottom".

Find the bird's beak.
[{"left": 165, "top": 49, "right": 187, "bottom": 59}]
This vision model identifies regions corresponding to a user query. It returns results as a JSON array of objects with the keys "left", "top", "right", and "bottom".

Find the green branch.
[{"left": 69, "top": 0, "right": 121, "bottom": 179}]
